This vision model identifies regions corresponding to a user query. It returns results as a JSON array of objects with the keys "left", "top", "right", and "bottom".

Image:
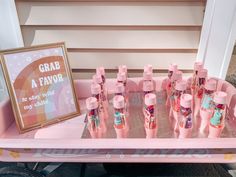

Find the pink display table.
[{"left": 0, "top": 77, "right": 236, "bottom": 163}]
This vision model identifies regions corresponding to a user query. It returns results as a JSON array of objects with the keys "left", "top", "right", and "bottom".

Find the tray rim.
[
  {"left": 0, "top": 77, "right": 235, "bottom": 150},
  {"left": 0, "top": 138, "right": 236, "bottom": 149}
]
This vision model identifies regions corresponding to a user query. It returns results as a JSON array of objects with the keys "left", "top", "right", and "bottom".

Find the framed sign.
[{"left": 0, "top": 42, "right": 80, "bottom": 133}]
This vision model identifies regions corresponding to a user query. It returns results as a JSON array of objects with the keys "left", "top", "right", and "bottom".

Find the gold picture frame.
[{"left": 0, "top": 42, "right": 80, "bottom": 133}]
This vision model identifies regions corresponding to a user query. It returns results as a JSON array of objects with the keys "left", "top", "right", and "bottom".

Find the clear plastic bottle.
[
  {"left": 196, "top": 69, "right": 208, "bottom": 99},
  {"left": 113, "top": 95, "right": 128, "bottom": 138},
  {"left": 117, "top": 72, "right": 127, "bottom": 87},
  {"left": 93, "top": 74, "right": 108, "bottom": 108},
  {"left": 144, "top": 93, "right": 157, "bottom": 129},
  {"left": 208, "top": 91, "right": 227, "bottom": 138},
  {"left": 143, "top": 71, "right": 153, "bottom": 82},
  {"left": 194, "top": 68, "right": 208, "bottom": 117},
  {"left": 118, "top": 65, "right": 128, "bottom": 91},
  {"left": 166, "top": 70, "right": 182, "bottom": 107},
  {"left": 91, "top": 83, "right": 108, "bottom": 121},
  {"left": 115, "top": 82, "right": 125, "bottom": 97},
  {"left": 96, "top": 67, "right": 107, "bottom": 99},
  {"left": 166, "top": 64, "right": 178, "bottom": 98},
  {"left": 117, "top": 71, "right": 129, "bottom": 97},
  {"left": 142, "top": 68, "right": 155, "bottom": 93},
  {"left": 172, "top": 80, "right": 187, "bottom": 112},
  {"left": 170, "top": 80, "right": 187, "bottom": 131},
  {"left": 191, "top": 61, "right": 203, "bottom": 95},
  {"left": 143, "top": 93, "right": 157, "bottom": 138},
  {"left": 143, "top": 81, "right": 154, "bottom": 98},
  {"left": 199, "top": 79, "right": 216, "bottom": 134},
  {"left": 91, "top": 83, "right": 101, "bottom": 103},
  {"left": 96, "top": 67, "right": 106, "bottom": 85},
  {"left": 86, "top": 97, "right": 102, "bottom": 138},
  {"left": 168, "top": 64, "right": 178, "bottom": 80},
  {"left": 200, "top": 79, "right": 216, "bottom": 111},
  {"left": 114, "top": 82, "right": 129, "bottom": 115},
  {"left": 179, "top": 94, "right": 193, "bottom": 138}
]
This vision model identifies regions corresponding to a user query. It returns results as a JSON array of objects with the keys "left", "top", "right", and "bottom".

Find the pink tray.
[{"left": 0, "top": 77, "right": 236, "bottom": 163}]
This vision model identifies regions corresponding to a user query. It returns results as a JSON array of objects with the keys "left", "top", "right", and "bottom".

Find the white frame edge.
[
  {"left": 0, "top": 0, "right": 24, "bottom": 50},
  {"left": 197, "top": 0, "right": 236, "bottom": 79},
  {"left": 196, "top": 0, "right": 216, "bottom": 63},
  {"left": 220, "top": 11, "right": 236, "bottom": 79}
]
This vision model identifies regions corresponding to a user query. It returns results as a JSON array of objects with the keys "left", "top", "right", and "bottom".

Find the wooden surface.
[{"left": 16, "top": 0, "right": 205, "bottom": 72}]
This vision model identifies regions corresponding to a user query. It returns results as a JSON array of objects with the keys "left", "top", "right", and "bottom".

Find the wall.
[{"left": 15, "top": 0, "right": 205, "bottom": 78}]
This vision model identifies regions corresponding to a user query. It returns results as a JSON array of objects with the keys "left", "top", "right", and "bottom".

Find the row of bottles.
[
  {"left": 166, "top": 62, "right": 228, "bottom": 138},
  {"left": 86, "top": 65, "right": 129, "bottom": 138},
  {"left": 86, "top": 67, "right": 108, "bottom": 138},
  {"left": 85, "top": 65, "right": 159, "bottom": 138},
  {"left": 85, "top": 62, "right": 228, "bottom": 139}
]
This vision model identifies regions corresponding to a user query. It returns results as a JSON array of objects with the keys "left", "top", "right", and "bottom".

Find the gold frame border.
[{"left": 0, "top": 42, "right": 80, "bottom": 133}]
